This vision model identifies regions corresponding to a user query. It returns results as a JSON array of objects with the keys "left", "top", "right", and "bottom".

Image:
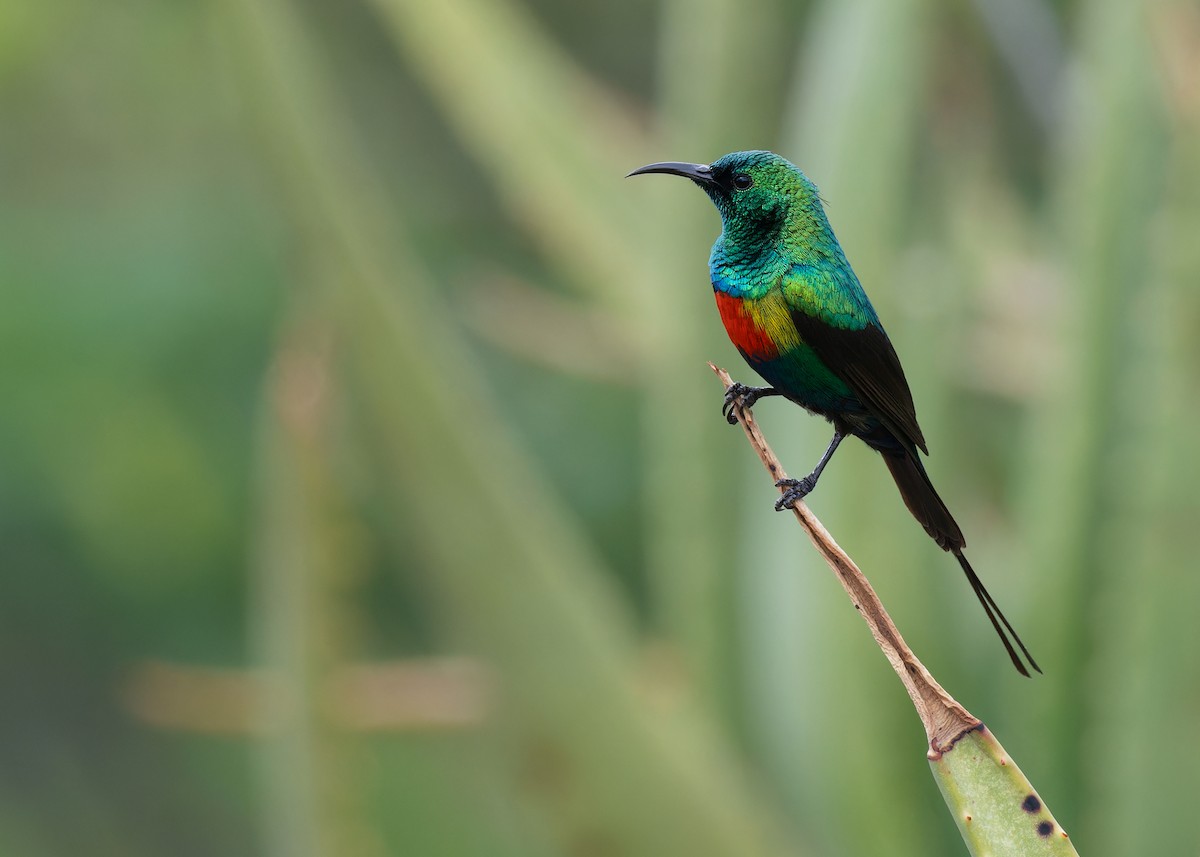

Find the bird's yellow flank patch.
[{"left": 745, "top": 287, "right": 802, "bottom": 352}]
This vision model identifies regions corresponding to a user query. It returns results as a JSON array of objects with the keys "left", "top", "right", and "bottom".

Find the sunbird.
[{"left": 629, "top": 150, "right": 1039, "bottom": 676}]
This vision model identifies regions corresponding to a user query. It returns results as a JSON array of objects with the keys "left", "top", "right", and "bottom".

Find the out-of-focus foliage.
[{"left": 2, "top": 0, "right": 1198, "bottom": 854}]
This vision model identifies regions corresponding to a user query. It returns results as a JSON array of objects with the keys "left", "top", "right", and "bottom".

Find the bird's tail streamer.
[
  {"left": 953, "top": 549, "right": 1041, "bottom": 678},
  {"left": 882, "top": 450, "right": 1040, "bottom": 677}
]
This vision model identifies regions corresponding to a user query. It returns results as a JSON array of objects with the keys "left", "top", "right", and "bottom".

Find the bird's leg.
[
  {"left": 722, "top": 383, "right": 781, "bottom": 425},
  {"left": 774, "top": 430, "right": 845, "bottom": 511}
]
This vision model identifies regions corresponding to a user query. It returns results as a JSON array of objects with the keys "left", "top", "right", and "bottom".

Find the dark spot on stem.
[
  {"left": 1022, "top": 795, "right": 1041, "bottom": 813},
  {"left": 1037, "top": 821, "right": 1054, "bottom": 838}
]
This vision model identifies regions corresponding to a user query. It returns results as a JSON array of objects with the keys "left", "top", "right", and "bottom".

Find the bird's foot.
[
  {"left": 722, "top": 383, "right": 775, "bottom": 425},
  {"left": 774, "top": 476, "right": 816, "bottom": 511}
]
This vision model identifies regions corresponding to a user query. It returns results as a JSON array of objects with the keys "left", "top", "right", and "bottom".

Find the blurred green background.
[{"left": 4, "top": 0, "right": 1199, "bottom": 854}]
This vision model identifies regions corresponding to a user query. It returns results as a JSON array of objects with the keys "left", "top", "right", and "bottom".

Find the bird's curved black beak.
[{"left": 626, "top": 161, "right": 716, "bottom": 186}]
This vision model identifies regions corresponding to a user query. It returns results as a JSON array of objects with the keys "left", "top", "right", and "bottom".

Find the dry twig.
[{"left": 710, "top": 363, "right": 979, "bottom": 755}]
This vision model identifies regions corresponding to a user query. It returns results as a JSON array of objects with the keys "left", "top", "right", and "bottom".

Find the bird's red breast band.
[{"left": 714, "top": 290, "right": 780, "bottom": 360}]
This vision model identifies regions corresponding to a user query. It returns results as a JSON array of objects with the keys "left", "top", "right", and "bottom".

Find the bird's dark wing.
[{"left": 789, "top": 310, "right": 929, "bottom": 455}]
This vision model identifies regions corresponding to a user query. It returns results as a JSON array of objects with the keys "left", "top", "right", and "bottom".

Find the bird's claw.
[
  {"left": 722, "top": 383, "right": 771, "bottom": 425},
  {"left": 722, "top": 383, "right": 751, "bottom": 424},
  {"left": 774, "top": 477, "right": 816, "bottom": 511}
]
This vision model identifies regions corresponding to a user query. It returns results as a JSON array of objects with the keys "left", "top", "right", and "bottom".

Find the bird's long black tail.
[{"left": 881, "top": 449, "right": 1040, "bottom": 677}]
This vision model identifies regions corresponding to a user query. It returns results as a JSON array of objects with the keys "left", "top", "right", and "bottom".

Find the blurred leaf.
[
  {"left": 369, "top": 0, "right": 649, "bottom": 303},
  {"left": 1019, "top": 0, "right": 1168, "bottom": 832},
  {"left": 459, "top": 274, "right": 641, "bottom": 382},
  {"left": 224, "top": 0, "right": 807, "bottom": 854}
]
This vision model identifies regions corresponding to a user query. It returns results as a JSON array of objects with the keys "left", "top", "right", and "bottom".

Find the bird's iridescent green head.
[{"left": 628, "top": 150, "right": 825, "bottom": 252}]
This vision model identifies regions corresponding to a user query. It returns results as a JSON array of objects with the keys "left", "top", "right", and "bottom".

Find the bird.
[{"left": 629, "top": 150, "right": 1039, "bottom": 676}]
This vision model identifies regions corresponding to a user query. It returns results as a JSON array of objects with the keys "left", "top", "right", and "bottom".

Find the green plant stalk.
[
  {"left": 1020, "top": 0, "right": 1166, "bottom": 823},
  {"left": 251, "top": 375, "right": 325, "bottom": 857},
  {"left": 375, "top": 0, "right": 749, "bottom": 719},
  {"left": 369, "top": 0, "right": 646, "bottom": 305},
  {"left": 719, "top": 365, "right": 1081, "bottom": 857},
  {"left": 1072, "top": 4, "right": 1199, "bottom": 851},
  {"left": 932, "top": 727, "right": 1078, "bottom": 856},
  {"left": 251, "top": 312, "right": 361, "bottom": 857},
  {"left": 641, "top": 0, "right": 791, "bottom": 725},
  {"left": 224, "top": 0, "right": 804, "bottom": 853}
]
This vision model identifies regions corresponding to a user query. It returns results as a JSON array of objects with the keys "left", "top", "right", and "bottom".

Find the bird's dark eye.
[{"left": 732, "top": 173, "right": 754, "bottom": 190}]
